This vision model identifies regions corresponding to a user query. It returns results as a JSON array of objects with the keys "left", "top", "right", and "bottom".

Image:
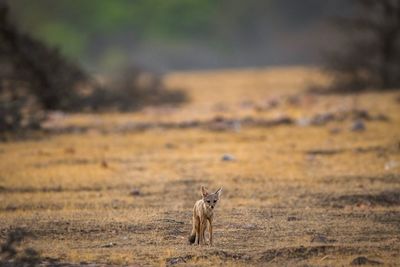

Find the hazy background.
[{"left": 9, "top": 0, "right": 352, "bottom": 73}]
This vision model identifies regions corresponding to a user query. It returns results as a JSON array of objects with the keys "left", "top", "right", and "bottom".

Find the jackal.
[{"left": 188, "top": 186, "right": 222, "bottom": 245}]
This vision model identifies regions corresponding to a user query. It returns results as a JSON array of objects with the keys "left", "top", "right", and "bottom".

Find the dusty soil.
[{"left": 1, "top": 67, "right": 400, "bottom": 266}]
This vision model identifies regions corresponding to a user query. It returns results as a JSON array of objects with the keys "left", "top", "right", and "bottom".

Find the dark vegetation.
[
  {"left": 0, "top": 228, "right": 41, "bottom": 267},
  {"left": 89, "top": 65, "right": 186, "bottom": 112},
  {"left": 0, "top": 4, "right": 87, "bottom": 110},
  {"left": 324, "top": 0, "right": 400, "bottom": 92},
  {"left": 0, "top": 2, "right": 86, "bottom": 131},
  {"left": 0, "top": 2, "right": 185, "bottom": 132}
]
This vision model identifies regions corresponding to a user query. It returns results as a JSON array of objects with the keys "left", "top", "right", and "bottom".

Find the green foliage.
[
  {"left": 8, "top": 0, "right": 350, "bottom": 70},
  {"left": 9, "top": 0, "right": 218, "bottom": 61}
]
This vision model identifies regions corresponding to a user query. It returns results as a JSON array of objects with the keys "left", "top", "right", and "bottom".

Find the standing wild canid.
[{"left": 188, "top": 186, "right": 222, "bottom": 245}]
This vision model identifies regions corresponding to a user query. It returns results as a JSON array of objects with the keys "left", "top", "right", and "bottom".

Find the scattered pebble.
[
  {"left": 351, "top": 120, "right": 366, "bottom": 132},
  {"left": 101, "top": 242, "right": 117, "bottom": 248},
  {"left": 221, "top": 154, "right": 235, "bottom": 161},
  {"left": 166, "top": 256, "right": 192, "bottom": 265},
  {"left": 130, "top": 188, "right": 141, "bottom": 196},
  {"left": 287, "top": 216, "right": 299, "bottom": 221},
  {"left": 351, "top": 256, "right": 382, "bottom": 265},
  {"left": 168, "top": 258, "right": 182, "bottom": 265}
]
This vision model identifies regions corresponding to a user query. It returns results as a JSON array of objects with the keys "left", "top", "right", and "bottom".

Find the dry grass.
[{"left": 1, "top": 67, "right": 400, "bottom": 266}]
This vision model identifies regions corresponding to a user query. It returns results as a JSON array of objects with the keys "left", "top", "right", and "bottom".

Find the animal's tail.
[{"left": 188, "top": 229, "right": 196, "bottom": 244}]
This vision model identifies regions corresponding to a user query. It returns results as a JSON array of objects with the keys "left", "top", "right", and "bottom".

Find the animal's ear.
[
  {"left": 201, "top": 186, "right": 208, "bottom": 197},
  {"left": 215, "top": 187, "right": 222, "bottom": 198}
]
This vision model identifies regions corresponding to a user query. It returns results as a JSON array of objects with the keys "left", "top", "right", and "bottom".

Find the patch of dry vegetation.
[{"left": 1, "top": 67, "right": 400, "bottom": 266}]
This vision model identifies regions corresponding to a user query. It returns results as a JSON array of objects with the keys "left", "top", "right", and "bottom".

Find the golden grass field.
[{"left": 1, "top": 67, "right": 400, "bottom": 266}]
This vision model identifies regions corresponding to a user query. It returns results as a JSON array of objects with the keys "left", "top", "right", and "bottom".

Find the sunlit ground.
[{"left": 1, "top": 67, "right": 399, "bottom": 266}]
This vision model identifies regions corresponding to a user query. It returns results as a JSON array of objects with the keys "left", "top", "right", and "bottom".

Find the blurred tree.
[
  {"left": 8, "top": 0, "right": 217, "bottom": 70},
  {"left": 0, "top": 2, "right": 87, "bottom": 109},
  {"left": 325, "top": 0, "right": 400, "bottom": 91},
  {"left": 9, "top": 0, "right": 350, "bottom": 71},
  {"left": 1, "top": 1, "right": 90, "bottom": 131},
  {"left": 1, "top": 1, "right": 188, "bottom": 132}
]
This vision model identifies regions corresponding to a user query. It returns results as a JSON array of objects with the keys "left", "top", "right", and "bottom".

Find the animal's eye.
[
  {"left": 213, "top": 200, "right": 217, "bottom": 203},
  {"left": 207, "top": 200, "right": 210, "bottom": 203}
]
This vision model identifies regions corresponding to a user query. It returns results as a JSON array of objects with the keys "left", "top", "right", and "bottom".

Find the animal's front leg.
[
  {"left": 195, "top": 217, "right": 200, "bottom": 245},
  {"left": 201, "top": 221, "right": 207, "bottom": 245},
  {"left": 199, "top": 218, "right": 204, "bottom": 245},
  {"left": 208, "top": 219, "right": 213, "bottom": 246}
]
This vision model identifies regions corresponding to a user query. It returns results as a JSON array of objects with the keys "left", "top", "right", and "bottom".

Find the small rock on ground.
[
  {"left": 129, "top": 188, "right": 141, "bottom": 196},
  {"left": 351, "top": 256, "right": 382, "bottom": 265},
  {"left": 221, "top": 154, "right": 235, "bottom": 161},
  {"left": 287, "top": 216, "right": 300, "bottom": 221},
  {"left": 101, "top": 242, "right": 117, "bottom": 248},
  {"left": 351, "top": 120, "right": 366, "bottom": 132}
]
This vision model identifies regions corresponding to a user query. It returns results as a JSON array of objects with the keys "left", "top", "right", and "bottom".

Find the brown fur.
[{"left": 189, "top": 186, "right": 222, "bottom": 245}]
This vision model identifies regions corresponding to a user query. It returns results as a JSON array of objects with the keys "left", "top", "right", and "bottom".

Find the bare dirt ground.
[{"left": 1, "top": 67, "right": 400, "bottom": 266}]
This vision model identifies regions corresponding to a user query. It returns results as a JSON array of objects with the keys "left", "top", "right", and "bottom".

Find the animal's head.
[{"left": 201, "top": 186, "right": 222, "bottom": 210}]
